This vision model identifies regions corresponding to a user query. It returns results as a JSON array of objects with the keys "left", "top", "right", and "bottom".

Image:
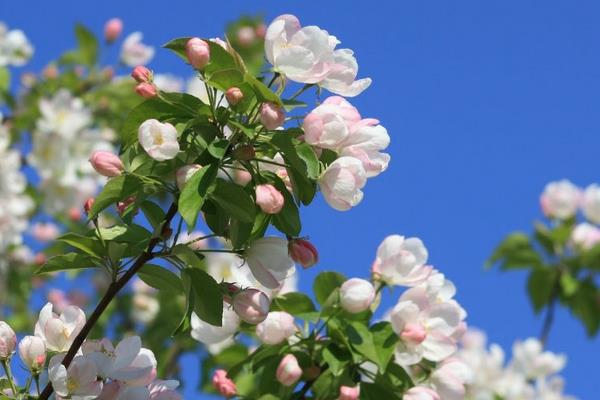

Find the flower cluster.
[{"left": 0, "top": 22, "right": 33, "bottom": 67}]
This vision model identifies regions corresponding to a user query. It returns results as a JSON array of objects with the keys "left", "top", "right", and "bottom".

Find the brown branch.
[{"left": 39, "top": 203, "right": 178, "bottom": 400}]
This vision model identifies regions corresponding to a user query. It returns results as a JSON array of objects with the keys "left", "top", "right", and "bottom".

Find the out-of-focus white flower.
[
  {"left": 403, "top": 387, "right": 440, "bottom": 400},
  {"left": 0, "top": 23, "right": 34, "bottom": 67},
  {"left": 190, "top": 306, "right": 240, "bottom": 350},
  {"left": 131, "top": 279, "right": 160, "bottom": 324},
  {"left": 319, "top": 156, "right": 367, "bottom": 211},
  {"left": 138, "top": 119, "right": 180, "bottom": 161},
  {"left": 570, "top": 222, "right": 600, "bottom": 250},
  {"left": 30, "top": 222, "right": 61, "bottom": 242},
  {"left": 540, "top": 180, "right": 581, "bottom": 220},
  {"left": 244, "top": 237, "right": 296, "bottom": 289},
  {"left": 510, "top": 338, "right": 566, "bottom": 379},
  {"left": 153, "top": 74, "right": 184, "bottom": 93},
  {"left": 34, "top": 302, "right": 86, "bottom": 352},
  {"left": 36, "top": 89, "right": 92, "bottom": 140},
  {"left": 430, "top": 358, "right": 473, "bottom": 400},
  {"left": 120, "top": 32, "right": 155, "bottom": 67},
  {"left": 372, "top": 235, "right": 431, "bottom": 287},
  {"left": 255, "top": 311, "right": 296, "bottom": 345},
  {"left": 49, "top": 354, "right": 103, "bottom": 400},
  {"left": 83, "top": 336, "right": 156, "bottom": 385},
  {"left": 149, "top": 380, "right": 182, "bottom": 400},
  {"left": 582, "top": 183, "right": 600, "bottom": 224}
]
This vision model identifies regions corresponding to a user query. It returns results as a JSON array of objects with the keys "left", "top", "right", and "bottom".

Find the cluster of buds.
[{"left": 131, "top": 65, "right": 157, "bottom": 98}]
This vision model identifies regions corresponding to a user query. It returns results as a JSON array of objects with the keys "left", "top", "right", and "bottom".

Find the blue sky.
[{"left": 3, "top": 0, "right": 600, "bottom": 398}]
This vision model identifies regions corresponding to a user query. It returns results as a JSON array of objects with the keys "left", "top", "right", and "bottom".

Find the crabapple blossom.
[
  {"left": 104, "top": 18, "right": 123, "bottom": 43},
  {"left": 121, "top": 32, "right": 155, "bottom": 67},
  {"left": 34, "top": 302, "right": 86, "bottom": 352},
  {"left": 212, "top": 369, "right": 237, "bottom": 397},
  {"left": 175, "top": 164, "right": 202, "bottom": 189},
  {"left": 131, "top": 65, "right": 152, "bottom": 83},
  {"left": 255, "top": 184, "right": 284, "bottom": 214},
  {"left": 131, "top": 279, "right": 160, "bottom": 324},
  {"left": 190, "top": 307, "right": 240, "bottom": 346},
  {"left": 510, "top": 338, "right": 566, "bottom": 379},
  {"left": 338, "top": 385, "right": 360, "bottom": 400},
  {"left": 232, "top": 288, "right": 270, "bottom": 324},
  {"left": 430, "top": 358, "right": 472, "bottom": 400},
  {"left": 390, "top": 286, "right": 463, "bottom": 364},
  {"left": 153, "top": 74, "right": 184, "bottom": 92},
  {"left": 321, "top": 49, "right": 372, "bottom": 97},
  {"left": 340, "top": 278, "right": 375, "bottom": 313},
  {"left": 276, "top": 354, "right": 302, "bottom": 386},
  {"left": 244, "top": 237, "right": 296, "bottom": 289},
  {"left": 260, "top": 102, "right": 285, "bottom": 130},
  {"left": 237, "top": 26, "right": 256, "bottom": 46},
  {"left": 35, "top": 89, "right": 91, "bottom": 139},
  {"left": 31, "top": 222, "right": 60, "bottom": 242},
  {"left": 0, "top": 23, "right": 33, "bottom": 67},
  {"left": 49, "top": 354, "right": 103, "bottom": 400},
  {"left": 319, "top": 156, "right": 367, "bottom": 211},
  {"left": 288, "top": 238, "right": 319, "bottom": 268},
  {"left": 0, "top": 321, "right": 16, "bottom": 359},
  {"left": 135, "top": 82, "right": 158, "bottom": 98},
  {"left": 148, "top": 380, "right": 182, "bottom": 400},
  {"left": 18, "top": 335, "right": 46, "bottom": 372},
  {"left": 256, "top": 311, "right": 296, "bottom": 345},
  {"left": 138, "top": 119, "right": 180, "bottom": 161},
  {"left": 540, "top": 179, "right": 581, "bottom": 220},
  {"left": 570, "top": 222, "right": 600, "bottom": 250},
  {"left": 372, "top": 235, "right": 432, "bottom": 287},
  {"left": 225, "top": 87, "right": 244, "bottom": 105},
  {"left": 186, "top": 38, "right": 210, "bottom": 69},
  {"left": 582, "top": 183, "right": 600, "bottom": 224},
  {"left": 403, "top": 387, "right": 441, "bottom": 400},
  {"left": 89, "top": 150, "right": 124, "bottom": 177}
]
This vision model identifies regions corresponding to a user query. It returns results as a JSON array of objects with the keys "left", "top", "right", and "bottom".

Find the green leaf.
[
  {"left": 57, "top": 233, "right": 104, "bottom": 258},
  {"left": 178, "top": 164, "right": 219, "bottom": 228},
  {"left": 486, "top": 232, "right": 541, "bottom": 270},
  {"left": 0, "top": 68, "right": 10, "bottom": 93},
  {"left": 208, "top": 69, "right": 245, "bottom": 92},
  {"left": 207, "top": 139, "right": 230, "bottom": 160},
  {"left": 568, "top": 279, "right": 600, "bottom": 336},
  {"left": 313, "top": 271, "right": 346, "bottom": 306},
  {"left": 582, "top": 243, "right": 600, "bottom": 270},
  {"left": 183, "top": 268, "right": 223, "bottom": 326},
  {"left": 272, "top": 292, "right": 316, "bottom": 316},
  {"left": 74, "top": 23, "right": 98, "bottom": 66},
  {"left": 36, "top": 253, "right": 95, "bottom": 274},
  {"left": 360, "top": 382, "right": 402, "bottom": 400},
  {"left": 270, "top": 175, "right": 301, "bottom": 236},
  {"left": 296, "top": 143, "right": 320, "bottom": 179},
  {"left": 560, "top": 272, "right": 579, "bottom": 297},
  {"left": 229, "top": 218, "right": 253, "bottom": 249},
  {"left": 162, "top": 37, "right": 190, "bottom": 61},
  {"left": 140, "top": 201, "right": 166, "bottom": 230},
  {"left": 345, "top": 321, "right": 398, "bottom": 370},
  {"left": 210, "top": 179, "right": 256, "bottom": 223},
  {"left": 89, "top": 175, "right": 142, "bottom": 219},
  {"left": 96, "top": 224, "right": 152, "bottom": 243},
  {"left": 321, "top": 344, "right": 351, "bottom": 377},
  {"left": 244, "top": 73, "right": 282, "bottom": 105},
  {"left": 527, "top": 267, "right": 558, "bottom": 313},
  {"left": 138, "top": 264, "right": 184, "bottom": 293}
]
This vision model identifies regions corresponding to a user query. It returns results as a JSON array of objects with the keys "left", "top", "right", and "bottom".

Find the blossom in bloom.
[
  {"left": 260, "top": 102, "right": 285, "bottom": 130},
  {"left": 510, "top": 338, "right": 566, "bottom": 379},
  {"left": 121, "top": 32, "right": 155, "bottom": 67},
  {"left": 244, "top": 237, "right": 296, "bottom": 289},
  {"left": 131, "top": 279, "right": 160, "bottom": 324},
  {"left": 0, "top": 321, "right": 16, "bottom": 359},
  {"left": 321, "top": 49, "right": 372, "bottom": 97},
  {"left": 153, "top": 74, "right": 184, "bottom": 92},
  {"left": 89, "top": 150, "right": 124, "bottom": 177},
  {"left": 256, "top": 311, "right": 296, "bottom": 345},
  {"left": 82, "top": 336, "right": 156, "bottom": 384},
  {"left": 18, "top": 335, "right": 46, "bottom": 372},
  {"left": 232, "top": 288, "right": 270, "bottom": 324},
  {"left": 186, "top": 37, "right": 211, "bottom": 69},
  {"left": 582, "top": 183, "right": 600, "bottom": 224},
  {"left": 0, "top": 23, "right": 34, "bottom": 67},
  {"left": 190, "top": 306, "right": 240, "bottom": 347},
  {"left": 430, "top": 358, "right": 473, "bottom": 400},
  {"left": 176, "top": 164, "right": 202, "bottom": 190},
  {"left": 338, "top": 385, "right": 360, "bottom": 400},
  {"left": 31, "top": 222, "right": 60, "bottom": 242},
  {"left": 276, "top": 354, "right": 302, "bottom": 386},
  {"left": 570, "top": 222, "right": 600, "bottom": 250},
  {"left": 225, "top": 87, "right": 244, "bottom": 105},
  {"left": 34, "top": 302, "right": 86, "bottom": 352},
  {"left": 212, "top": 369, "right": 237, "bottom": 398},
  {"left": 49, "top": 354, "right": 103, "bottom": 400},
  {"left": 340, "top": 278, "right": 375, "bottom": 313},
  {"left": 138, "top": 119, "right": 180, "bottom": 161},
  {"left": 372, "top": 235, "right": 432, "bottom": 287},
  {"left": 255, "top": 184, "right": 285, "bottom": 214},
  {"left": 104, "top": 18, "right": 123, "bottom": 43},
  {"left": 148, "top": 380, "right": 182, "bottom": 400},
  {"left": 288, "top": 238, "right": 319, "bottom": 268},
  {"left": 390, "top": 286, "right": 462, "bottom": 365},
  {"left": 540, "top": 180, "right": 581, "bottom": 220},
  {"left": 403, "top": 387, "right": 440, "bottom": 400},
  {"left": 36, "top": 89, "right": 92, "bottom": 140},
  {"left": 319, "top": 157, "right": 367, "bottom": 211}
]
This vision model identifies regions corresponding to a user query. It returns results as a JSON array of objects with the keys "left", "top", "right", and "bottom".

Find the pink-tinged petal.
[
  {"left": 113, "top": 336, "right": 142, "bottom": 371},
  {"left": 420, "top": 332, "right": 456, "bottom": 362}
]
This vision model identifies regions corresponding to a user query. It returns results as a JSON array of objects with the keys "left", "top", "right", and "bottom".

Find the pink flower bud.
[
  {"left": 34, "top": 253, "right": 47, "bottom": 266},
  {"left": 260, "top": 102, "right": 285, "bottom": 130},
  {"left": 400, "top": 322, "right": 427, "bottom": 345},
  {"left": 31, "top": 222, "right": 60, "bottom": 243},
  {"left": 0, "top": 321, "right": 16, "bottom": 359},
  {"left": 256, "top": 311, "right": 296, "bottom": 345},
  {"left": 117, "top": 196, "right": 136, "bottom": 216},
  {"left": 135, "top": 82, "right": 158, "bottom": 98},
  {"left": 176, "top": 164, "right": 202, "bottom": 190},
  {"left": 68, "top": 207, "right": 82, "bottom": 221},
  {"left": 18, "top": 335, "right": 46, "bottom": 372},
  {"left": 237, "top": 26, "right": 256, "bottom": 46},
  {"left": 225, "top": 87, "right": 244, "bottom": 105},
  {"left": 276, "top": 354, "right": 302, "bottom": 386},
  {"left": 255, "top": 24, "right": 267, "bottom": 39},
  {"left": 255, "top": 184, "right": 284, "bottom": 214},
  {"left": 288, "top": 239, "right": 319, "bottom": 269},
  {"left": 131, "top": 65, "right": 152, "bottom": 83},
  {"left": 212, "top": 369, "right": 237, "bottom": 398},
  {"left": 338, "top": 385, "right": 360, "bottom": 400},
  {"left": 340, "top": 278, "right": 375, "bottom": 313},
  {"left": 104, "top": 18, "right": 123, "bottom": 43},
  {"left": 186, "top": 38, "right": 211, "bottom": 69},
  {"left": 232, "top": 289, "right": 270, "bottom": 324},
  {"left": 89, "top": 151, "right": 124, "bottom": 177},
  {"left": 234, "top": 168, "right": 252, "bottom": 186},
  {"left": 84, "top": 198, "right": 95, "bottom": 215}
]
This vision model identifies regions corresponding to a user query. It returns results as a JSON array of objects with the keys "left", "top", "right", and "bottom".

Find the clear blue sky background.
[{"left": 3, "top": 1, "right": 599, "bottom": 398}]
